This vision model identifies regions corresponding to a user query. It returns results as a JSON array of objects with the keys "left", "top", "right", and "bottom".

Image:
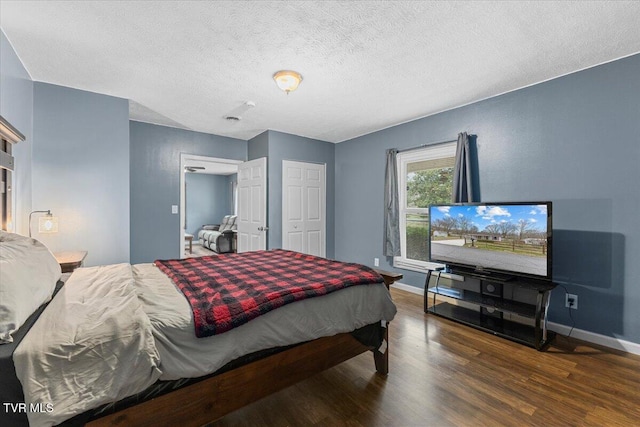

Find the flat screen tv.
[{"left": 429, "top": 202, "right": 552, "bottom": 281}]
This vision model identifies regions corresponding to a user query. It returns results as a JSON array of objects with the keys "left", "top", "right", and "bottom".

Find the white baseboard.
[
  {"left": 547, "top": 322, "right": 640, "bottom": 356},
  {"left": 390, "top": 282, "right": 640, "bottom": 356},
  {"left": 391, "top": 281, "right": 423, "bottom": 295}
]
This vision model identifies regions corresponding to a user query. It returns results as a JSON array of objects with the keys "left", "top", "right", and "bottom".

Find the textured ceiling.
[{"left": 2, "top": 1, "right": 639, "bottom": 143}]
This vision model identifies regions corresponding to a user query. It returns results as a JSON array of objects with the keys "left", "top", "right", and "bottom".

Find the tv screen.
[{"left": 429, "top": 202, "right": 552, "bottom": 280}]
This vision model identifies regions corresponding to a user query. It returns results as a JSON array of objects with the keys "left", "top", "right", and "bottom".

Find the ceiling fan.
[{"left": 184, "top": 166, "right": 205, "bottom": 173}]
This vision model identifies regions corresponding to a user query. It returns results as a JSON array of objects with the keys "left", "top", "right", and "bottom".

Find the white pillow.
[{"left": 0, "top": 231, "right": 62, "bottom": 343}]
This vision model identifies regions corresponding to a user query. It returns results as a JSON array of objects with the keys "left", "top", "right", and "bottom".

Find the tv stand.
[{"left": 425, "top": 270, "right": 556, "bottom": 350}]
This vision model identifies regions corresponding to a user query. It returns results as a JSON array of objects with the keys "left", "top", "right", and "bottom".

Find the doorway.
[{"left": 179, "top": 154, "right": 242, "bottom": 258}]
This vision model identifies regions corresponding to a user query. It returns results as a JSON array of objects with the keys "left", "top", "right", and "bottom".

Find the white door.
[
  {"left": 282, "top": 160, "right": 326, "bottom": 257},
  {"left": 237, "top": 157, "right": 267, "bottom": 252}
]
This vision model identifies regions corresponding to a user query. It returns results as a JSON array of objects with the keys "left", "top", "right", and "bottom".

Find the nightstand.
[{"left": 54, "top": 251, "right": 88, "bottom": 273}]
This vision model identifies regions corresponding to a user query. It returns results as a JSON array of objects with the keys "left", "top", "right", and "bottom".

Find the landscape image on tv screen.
[{"left": 429, "top": 203, "right": 550, "bottom": 278}]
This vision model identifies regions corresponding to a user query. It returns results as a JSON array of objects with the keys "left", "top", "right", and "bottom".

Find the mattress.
[{"left": 132, "top": 262, "right": 397, "bottom": 380}]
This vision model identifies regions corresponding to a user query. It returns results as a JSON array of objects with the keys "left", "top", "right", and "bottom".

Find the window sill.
[{"left": 393, "top": 258, "right": 445, "bottom": 274}]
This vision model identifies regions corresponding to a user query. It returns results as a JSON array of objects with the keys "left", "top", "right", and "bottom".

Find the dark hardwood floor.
[{"left": 209, "top": 288, "right": 640, "bottom": 426}]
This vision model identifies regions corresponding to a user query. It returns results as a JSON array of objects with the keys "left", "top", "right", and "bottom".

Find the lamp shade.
[
  {"left": 273, "top": 70, "right": 303, "bottom": 93},
  {"left": 38, "top": 215, "right": 58, "bottom": 233}
]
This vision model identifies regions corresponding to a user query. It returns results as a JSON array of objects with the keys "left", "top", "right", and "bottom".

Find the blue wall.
[
  {"left": 248, "top": 131, "right": 269, "bottom": 160},
  {"left": 185, "top": 173, "right": 232, "bottom": 236},
  {"left": 32, "top": 83, "right": 131, "bottom": 266},
  {"left": 130, "top": 121, "right": 246, "bottom": 263},
  {"left": 249, "top": 130, "right": 336, "bottom": 258},
  {"left": 0, "top": 30, "right": 33, "bottom": 235},
  {"left": 335, "top": 54, "right": 640, "bottom": 344}
]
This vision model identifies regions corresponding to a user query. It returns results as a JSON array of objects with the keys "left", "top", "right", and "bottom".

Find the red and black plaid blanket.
[{"left": 154, "top": 249, "right": 383, "bottom": 338}]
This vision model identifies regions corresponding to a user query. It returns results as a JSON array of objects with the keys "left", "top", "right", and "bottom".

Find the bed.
[{"left": 0, "top": 231, "right": 401, "bottom": 427}]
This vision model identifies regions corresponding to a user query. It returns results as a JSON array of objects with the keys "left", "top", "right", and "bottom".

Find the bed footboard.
[{"left": 88, "top": 333, "right": 372, "bottom": 427}]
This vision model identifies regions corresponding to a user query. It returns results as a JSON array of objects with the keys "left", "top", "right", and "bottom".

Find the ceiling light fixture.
[
  {"left": 185, "top": 166, "right": 205, "bottom": 173},
  {"left": 273, "top": 70, "right": 303, "bottom": 94}
]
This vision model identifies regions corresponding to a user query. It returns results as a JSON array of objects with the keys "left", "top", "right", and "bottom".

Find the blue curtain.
[
  {"left": 384, "top": 148, "right": 401, "bottom": 256},
  {"left": 452, "top": 132, "right": 474, "bottom": 203}
]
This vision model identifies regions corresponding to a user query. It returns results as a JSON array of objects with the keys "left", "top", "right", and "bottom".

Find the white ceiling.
[{"left": 2, "top": 1, "right": 639, "bottom": 143}]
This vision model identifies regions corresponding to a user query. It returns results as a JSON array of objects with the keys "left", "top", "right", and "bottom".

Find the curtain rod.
[{"left": 397, "top": 138, "right": 457, "bottom": 153}]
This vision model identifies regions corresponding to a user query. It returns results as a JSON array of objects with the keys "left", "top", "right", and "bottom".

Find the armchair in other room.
[{"left": 198, "top": 215, "right": 237, "bottom": 253}]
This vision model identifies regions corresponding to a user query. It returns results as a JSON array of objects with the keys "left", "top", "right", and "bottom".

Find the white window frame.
[{"left": 393, "top": 142, "right": 457, "bottom": 273}]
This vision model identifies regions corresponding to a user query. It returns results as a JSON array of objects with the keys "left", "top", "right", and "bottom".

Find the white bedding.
[
  {"left": 132, "top": 263, "right": 397, "bottom": 380},
  {"left": 14, "top": 264, "right": 162, "bottom": 427},
  {"left": 0, "top": 231, "right": 61, "bottom": 344},
  {"left": 14, "top": 261, "right": 397, "bottom": 426}
]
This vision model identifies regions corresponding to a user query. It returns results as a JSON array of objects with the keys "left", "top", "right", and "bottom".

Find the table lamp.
[{"left": 29, "top": 210, "right": 58, "bottom": 237}]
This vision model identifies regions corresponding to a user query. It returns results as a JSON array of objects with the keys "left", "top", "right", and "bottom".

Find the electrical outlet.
[
  {"left": 565, "top": 293, "right": 578, "bottom": 309},
  {"left": 374, "top": 258, "right": 379, "bottom": 267}
]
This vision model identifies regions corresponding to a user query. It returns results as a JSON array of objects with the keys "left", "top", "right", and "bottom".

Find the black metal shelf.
[
  {"left": 428, "top": 303, "right": 555, "bottom": 349},
  {"left": 448, "top": 267, "right": 556, "bottom": 292},
  {"left": 427, "top": 287, "right": 537, "bottom": 318}
]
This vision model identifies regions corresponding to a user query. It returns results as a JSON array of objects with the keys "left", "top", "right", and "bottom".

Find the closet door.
[{"left": 282, "top": 160, "right": 326, "bottom": 257}]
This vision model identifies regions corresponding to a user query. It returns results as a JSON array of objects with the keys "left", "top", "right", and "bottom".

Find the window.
[
  {"left": 394, "top": 142, "right": 456, "bottom": 272},
  {"left": 1, "top": 115, "right": 25, "bottom": 232},
  {"left": 0, "top": 137, "right": 11, "bottom": 230}
]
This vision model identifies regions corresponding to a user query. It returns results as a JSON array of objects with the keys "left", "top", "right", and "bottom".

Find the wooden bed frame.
[{"left": 88, "top": 270, "right": 402, "bottom": 427}]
